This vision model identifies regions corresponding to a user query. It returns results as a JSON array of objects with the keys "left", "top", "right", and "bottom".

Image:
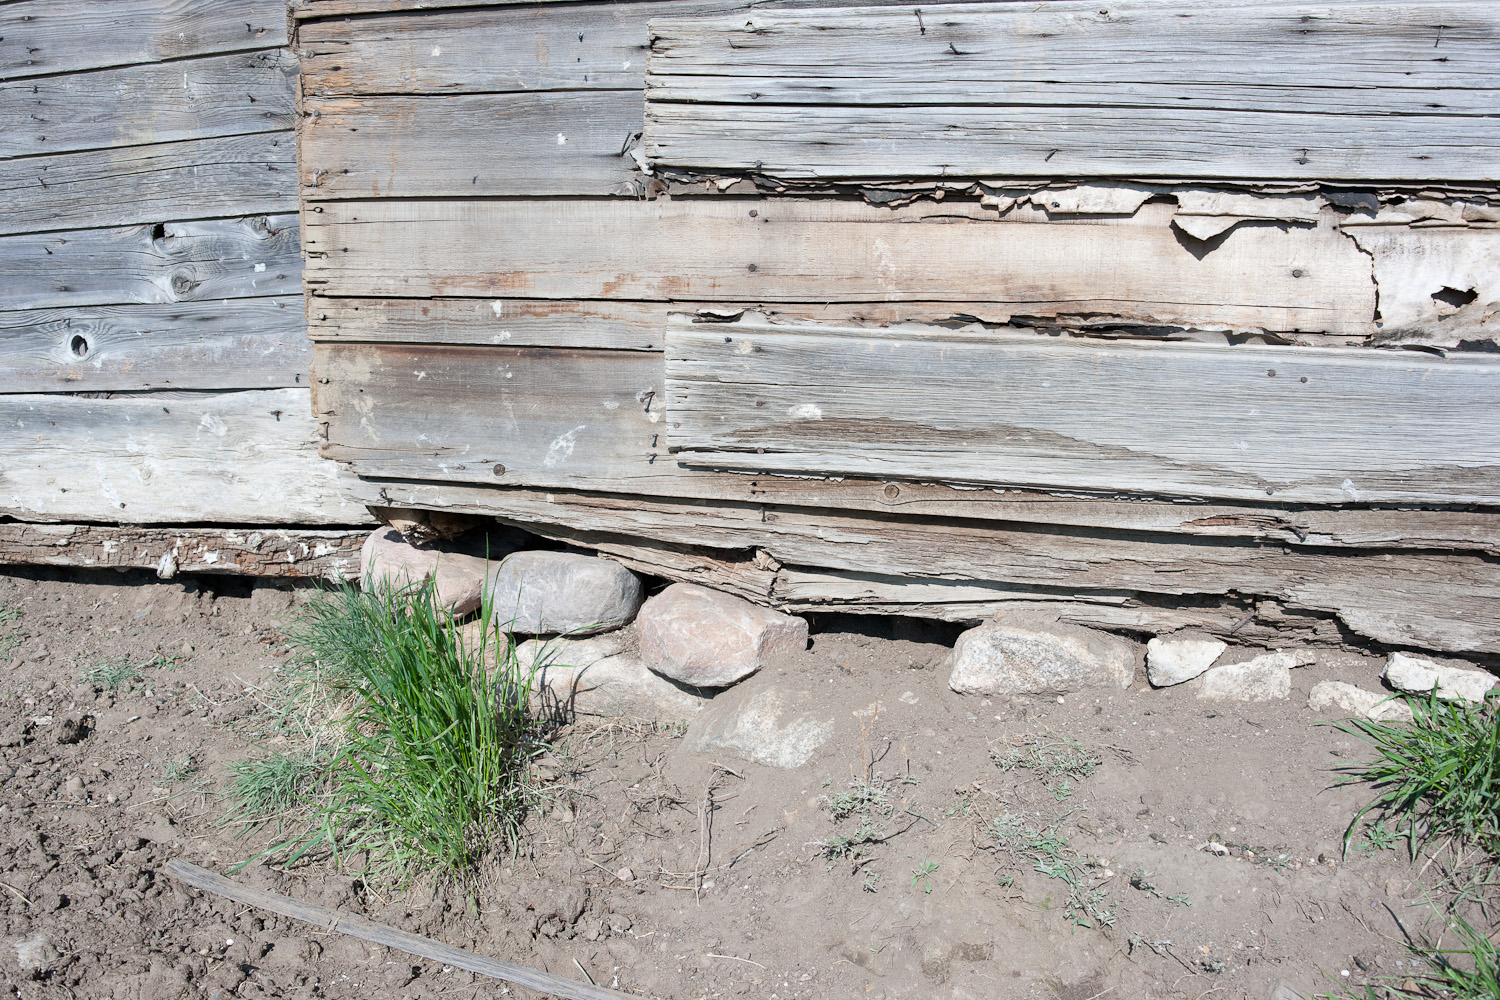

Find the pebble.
[
  {"left": 615, "top": 867, "right": 635, "bottom": 882},
  {"left": 638, "top": 583, "right": 808, "bottom": 688}
]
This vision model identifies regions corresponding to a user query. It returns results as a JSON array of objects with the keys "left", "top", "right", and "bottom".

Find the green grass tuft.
[
  {"left": 992, "top": 732, "right": 1102, "bottom": 780},
  {"left": 82, "top": 657, "right": 141, "bottom": 693},
  {"left": 223, "top": 745, "right": 328, "bottom": 830}
]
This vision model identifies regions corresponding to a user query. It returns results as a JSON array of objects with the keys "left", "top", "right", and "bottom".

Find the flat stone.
[
  {"left": 948, "top": 615, "right": 1137, "bottom": 696},
  {"left": 1145, "top": 633, "right": 1226, "bottom": 687},
  {"left": 490, "top": 551, "right": 644, "bottom": 636},
  {"left": 1195, "top": 650, "right": 1312, "bottom": 702},
  {"left": 516, "top": 630, "right": 709, "bottom": 723},
  {"left": 690, "top": 687, "right": 832, "bottom": 769},
  {"left": 638, "top": 583, "right": 808, "bottom": 688},
  {"left": 1383, "top": 652, "right": 1495, "bottom": 704},
  {"left": 360, "top": 527, "right": 491, "bottom": 615},
  {"left": 1308, "top": 680, "right": 1413, "bottom": 723}
]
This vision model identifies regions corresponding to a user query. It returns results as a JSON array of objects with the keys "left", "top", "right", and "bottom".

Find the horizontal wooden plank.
[
  {"left": 0, "top": 214, "right": 300, "bottom": 311},
  {"left": 0, "top": 132, "right": 296, "bottom": 235},
  {"left": 304, "top": 199, "right": 1375, "bottom": 334},
  {"left": 1348, "top": 225, "right": 1500, "bottom": 346},
  {"left": 308, "top": 298, "right": 665, "bottom": 350},
  {"left": 666, "top": 321, "right": 1500, "bottom": 505},
  {"left": 0, "top": 390, "right": 374, "bottom": 525},
  {"left": 301, "top": 92, "right": 641, "bottom": 199},
  {"left": 0, "top": 523, "right": 366, "bottom": 579},
  {"left": 0, "top": 50, "right": 294, "bottom": 159},
  {"left": 0, "top": 0, "right": 286, "bottom": 80},
  {"left": 644, "top": 2, "right": 1500, "bottom": 181},
  {"left": 0, "top": 297, "right": 309, "bottom": 392},
  {"left": 339, "top": 476, "right": 1500, "bottom": 654}
]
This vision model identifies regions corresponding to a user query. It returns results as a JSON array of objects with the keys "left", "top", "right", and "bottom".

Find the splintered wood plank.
[
  {"left": 308, "top": 298, "right": 666, "bottom": 350},
  {"left": 0, "top": 214, "right": 299, "bottom": 311},
  {"left": 1345, "top": 226, "right": 1500, "bottom": 346},
  {"left": 666, "top": 321, "right": 1500, "bottom": 505},
  {"left": 0, "top": 524, "right": 368, "bottom": 578},
  {"left": 0, "top": 50, "right": 294, "bottom": 159},
  {"left": 0, "top": 133, "right": 296, "bottom": 235},
  {"left": 304, "top": 199, "right": 1374, "bottom": 335},
  {"left": 0, "top": 390, "right": 372, "bottom": 525},
  {"left": 301, "top": 92, "right": 642, "bottom": 199},
  {"left": 0, "top": 297, "right": 308, "bottom": 392},
  {"left": 0, "top": 0, "right": 287, "bottom": 80},
  {"left": 644, "top": 1, "right": 1500, "bottom": 181}
]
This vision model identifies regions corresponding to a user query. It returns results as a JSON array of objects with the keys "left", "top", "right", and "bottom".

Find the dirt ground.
[{"left": 0, "top": 566, "right": 1467, "bottom": 1000}]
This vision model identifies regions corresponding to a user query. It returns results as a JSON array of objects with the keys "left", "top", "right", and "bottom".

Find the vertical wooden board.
[
  {"left": 312, "top": 343, "right": 669, "bottom": 488},
  {"left": 301, "top": 92, "right": 642, "bottom": 198},
  {"left": 307, "top": 298, "right": 667, "bottom": 350},
  {"left": 0, "top": 214, "right": 300, "bottom": 310},
  {"left": 0, "top": 50, "right": 294, "bottom": 158},
  {"left": 665, "top": 322, "right": 1500, "bottom": 504},
  {"left": 303, "top": 199, "right": 1375, "bottom": 334},
  {"left": 0, "top": 0, "right": 287, "bottom": 80},
  {"left": 0, "top": 389, "right": 373, "bottom": 524},
  {"left": 0, "top": 297, "right": 309, "bottom": 392},
  {"left": 0, "top": 132, "right": 296, "bottom": 235}
]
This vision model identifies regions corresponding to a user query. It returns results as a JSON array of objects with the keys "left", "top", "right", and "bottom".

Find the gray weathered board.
[
  {"left": 665, "top": 320, "right": 1500, "bottom": 504},
  {"left": 0, "top": 523, "right": 365, "bottom": 579},
  {"left": 0, "top": 390, "right": 371, "bottom": 525},
  {"left": 644, "top": 2, "right": 1500, "bottom": 181}
]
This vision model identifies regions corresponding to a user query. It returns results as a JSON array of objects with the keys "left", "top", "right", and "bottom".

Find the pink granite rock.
[
  {"left": 638, "top": 583, "right": 808, "bottom": 688},
  {"left": 359, "top": 527, "right": 490, "bottom": 615}
]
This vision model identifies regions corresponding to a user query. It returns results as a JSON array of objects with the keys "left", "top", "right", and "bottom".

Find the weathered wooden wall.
[
  {"left": 0, "top": 0, "right": 371, "bottom": 571},
  {"left": 293, "top": 0, "right": 1500, "bottom": 654}
]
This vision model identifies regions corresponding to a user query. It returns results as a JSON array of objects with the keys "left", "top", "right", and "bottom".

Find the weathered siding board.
[
  {"left": 1346, "top": 226, "right": 1500, "bottom": 345},
  {"left": 0, "top": 215, "right": 300, "bottom": 311},
  {"left": 0, "top": 523, "right": 364, "bottom": 579},
  {"left": 0, "top": 297, "right": 308, "bottom": 392},
  {"left": 0, "top": 390, "right": 371, "bottom": 525},
  {"left": 303, "top": 199, "right": 1375, "bottom": 334},
  {"left": 301, "top": 93, "right": 642, "bottom": 198},
  {"left": 666, "top": 321, "right": 1500, "bottom": 505},
  {"left": 307, "top": 298, "right": 666, "bottom": 350},
  {"left": 0, "top": 0, "right": 287, "bottom": 80},
  {"left": 0, "top": 133, "right": 296, "bottom": 235},
  {"left": 644, "top": 2, "right": 1500, "bottom": 181},
  {"left": 0, "top": 50, "right": 295, "bottom": 160}
]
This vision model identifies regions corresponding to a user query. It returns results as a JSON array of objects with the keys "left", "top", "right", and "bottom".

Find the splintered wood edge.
[{"left": 163, "top": 860, "right": 641, "bottom": 1000}]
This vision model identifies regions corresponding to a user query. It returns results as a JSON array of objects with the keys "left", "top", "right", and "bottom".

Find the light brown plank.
[
  {"left": 303, "top": 199, "right": 1374, "bottom": 335},
  {"left": 0, "top": 524, "right": 367, "bottom": 579},
  {"left": 0, "top": 297, "right": 308, "bottom": 392},
  {"left": 0, "top": 0, "right": 286, "bottom": 80}
]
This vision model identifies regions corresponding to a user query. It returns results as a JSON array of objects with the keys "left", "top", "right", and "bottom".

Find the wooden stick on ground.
[{"left": 163, "top": 860, "right": 641, "bottom": 1000}]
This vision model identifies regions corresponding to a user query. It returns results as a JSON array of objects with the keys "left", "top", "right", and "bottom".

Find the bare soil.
[{"left": 0, "top": 568, "right": 1456, "bottom": 1000}]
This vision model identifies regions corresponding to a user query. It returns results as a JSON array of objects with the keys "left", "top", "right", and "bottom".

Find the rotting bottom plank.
[{"left": 0, "top": 523, "right": 367, "bottom": 579}]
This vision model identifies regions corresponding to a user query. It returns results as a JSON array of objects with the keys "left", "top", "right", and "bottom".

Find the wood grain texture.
[
  {"left": 0, "top": 297, "right": 308, "bottom": 392},
  {"left": 0, "top": 0, "right": 286, "bottom": 80},
  {"left": 0, "top": 49, "right": 294, "bottom": 159},
  {"left": 0, "top": 132, "right": 296, "bottom": 235},
  {"left": 0, "top": 523, "right": 366, "bottom": 578},
  {"left": 340, "top": 476, "right": 1500, "bottom": 654},
  {"left": 644, "top": 2, "right": 1500, "bottom": 181},
  {"left": 304, "top": 199, "right": 1374, "bottom": 334},
  {"left": 307, "top": 298, "right": 666, "bottom": 350},
  {"left": 1347, "top": 225, "right": 1500, "bottom": 346},
  {"left": 666, "top": 320, "right": 1500, "bottom": 505},
  {"left": 0, "top": 214, "right": 299, "bottom": 311},
  {"left": 0, "top": 390, "right": 372, "bottom": 525},
  {"left": 301, "top": 92, "right": 641, "bottom": 199}
]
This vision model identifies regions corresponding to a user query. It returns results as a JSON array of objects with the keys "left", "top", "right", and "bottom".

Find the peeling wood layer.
[{"left": 0, "top": 523, "right": 364, "bottom": 579}]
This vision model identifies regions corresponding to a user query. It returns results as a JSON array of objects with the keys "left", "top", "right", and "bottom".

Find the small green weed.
[
  {"left": 991, "top": 813, "right": 1114, "bottom": 928},
  {"left": 824, "top": 777, "right": 893, "bottom": 823},
  {"left": 1129, "top": 867, "right": 1159, "bottom": 895},
  {"left": 912, "top": 860, "right": 939, "bottom": 893},
  {"left": 83, "top": 657, "right": 141, "bottom": 693},
  {"left": 223, "top": 745, "right": 327, "bottom": 830},
  {"left": 1052, "top": 780, "right": 1075, "bottom": 802},
  {"left": 1166, "top": 892, "right": 1192, "bottom": 907},
  {"left": 162, "top": 755, "right": 199, "bottom": 782},
  {"left": 0, "top": 605, "right": 19, "bottom": 626},
  {"left": 1354, "top": 818, "right": 1399, "bottom": 855},
  {"left": 992, "top": 732, "right": 1102, "bottom": 780},
  {"left": 861, "top": 870, "right": 880, "bottom": 893}
]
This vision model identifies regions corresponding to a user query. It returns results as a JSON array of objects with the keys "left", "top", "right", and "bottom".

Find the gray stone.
[
  {"left": 1195, "top": 650, "right": 1312, "bottom": 702},
  {"left": 948, "top": 614, "right": 1136, "bottom": 696},
  {"left": 360, "top": 527, "right": 491, "bottom": 615},
  {"left": 14, "top": 932, "right": 54, "bottom": 974},
  {"left": 491, "top": 551, "right": 643, "bottom": 636},
  {"left": 1145, "top": 633, "right": 1226, "bottom": 687},
  {"left": 1307, "top": 680, "right": 1413, "bottom": 723},
  {"left": 638, "top": 583, "right": 808, "bottom": 688},
  {"left": 1383, "top": 652, "right": 1496, "bottom": 704},
  {"left": 516, "top": 629, "right": 709, "bottom": 723},
  {"left": 690, "top": 687, "right": 832, "bottom": 769}
]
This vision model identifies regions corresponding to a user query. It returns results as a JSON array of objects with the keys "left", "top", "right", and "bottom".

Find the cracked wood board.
[
  {"left": 0, "top": 524, "right": 366, "bottom": 578},
  {"left": 644, "top": 1, "right": 1500, "bottom": 182},
  {"left": 303, "top": 198, "right": 1373, "bottom": 334},
  {"left": 0, "top": 390, "right": 373, "bottom": 525}
]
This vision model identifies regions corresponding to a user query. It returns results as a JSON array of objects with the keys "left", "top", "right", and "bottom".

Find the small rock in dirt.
[
  {"left": 948, "top": 614, "right": 1137, "bottom": 695},
  {"left": 490, "top": 551, "right": 644, "bottom": 635},
  {"left": 1195, "top": 650, "right": 1311, "bottom": 701},
  {"left": 1383, "top": 652, "right": 1496, "bottom": 704},
  {"left": 518, "top": 630, "right": 710, "bottom": 723},
  {"left": 690, "top": 687, "right": 832, "bottom": 769},
  {"left": 62, "top": 775, "right": 85, "bottom": 798},
  {"left": 133, "top": 813, "right": 180, "bottom": 846},
  {"left": 360, "top": 526, "right": 493, "bottom": 615},
  {"left": 13, "top": 932, "right": 54, "bottom": 974},
  {"left": 1146, "top": 633, "right": 1227, "bottom": 687},
  {"left": 54, "top": 713, "right": 92, "bottom": 745},
  {"left": 181, "top": 641, "right": 194, "bottom": 657},
  {"left": 27, "top": 647, "right": 48, "bottom": 662},
  {"left": 1269, "top": 981, "right": 1310, "bottom": 1000},
  {"left": 1307, "top": 680, "right": 1412, "bottom": 723},
  {"left": 615, "top": 867, "right": 634, "bottom": 882},
  {"left": 638, "top": 583, "right": 808, "bottom": 688}
]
